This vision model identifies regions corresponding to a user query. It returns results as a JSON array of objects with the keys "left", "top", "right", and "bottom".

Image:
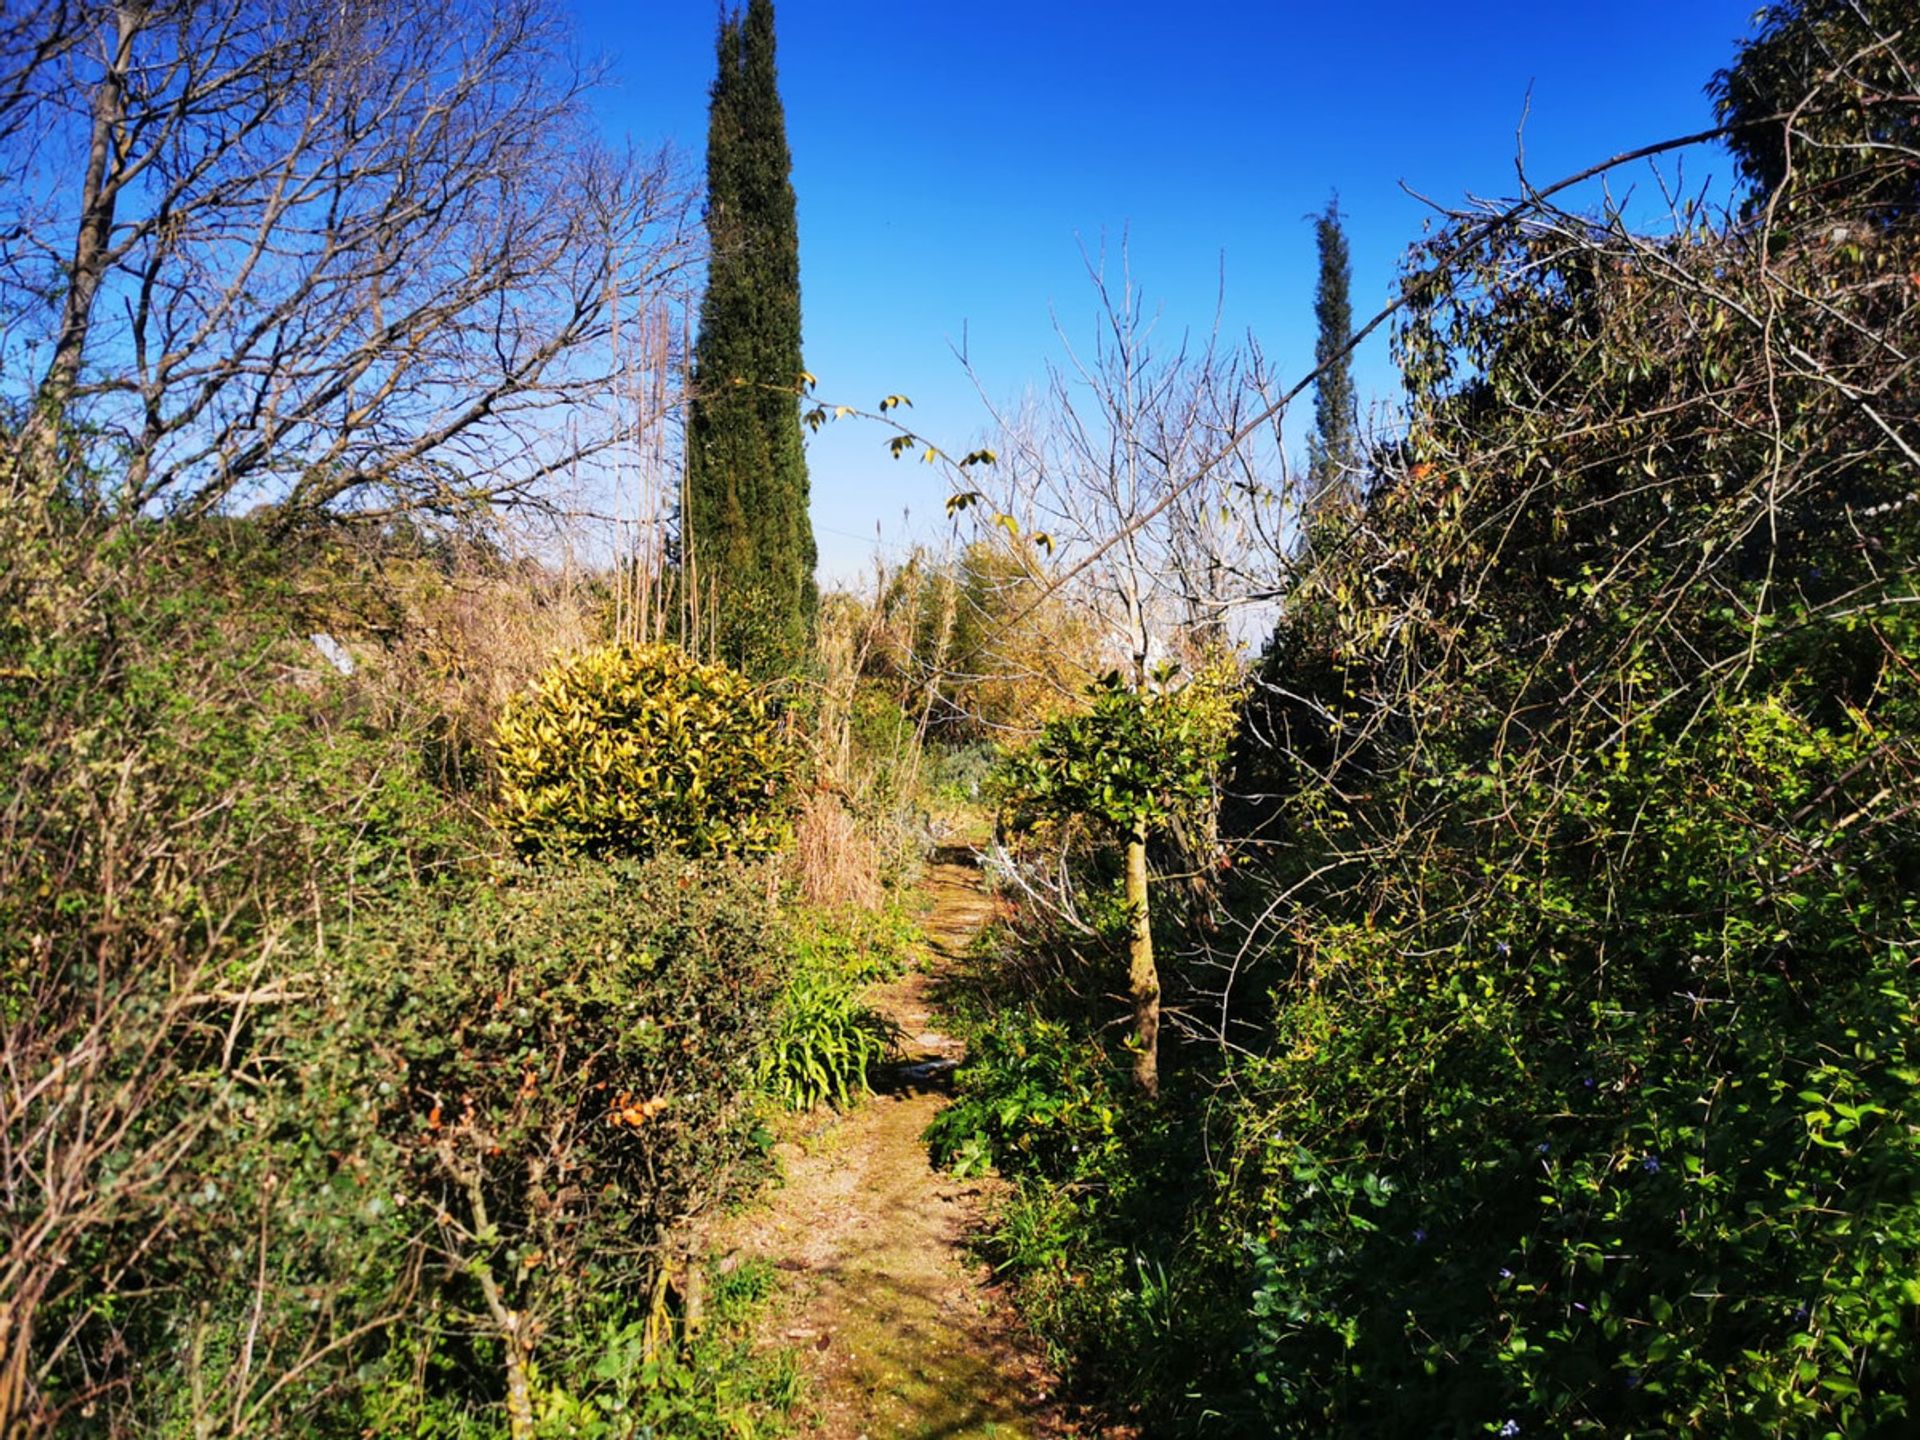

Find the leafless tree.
[
  {"left": 0, "top": 0, "right": 696, "bottom": 525},
  {"left": 944, "top": 255, "right": 1295, "bottom": 1092},
  {"left": 961, "top": 247, "right": 1293, "bottom": 687}
]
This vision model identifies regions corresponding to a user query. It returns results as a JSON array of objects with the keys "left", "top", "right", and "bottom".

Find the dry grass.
[
  {"left": 790, "top": 786, "right": 886, "bottom": 910},
  {"left": 338, "top": 538, "right": 608, "bottom": 800}
]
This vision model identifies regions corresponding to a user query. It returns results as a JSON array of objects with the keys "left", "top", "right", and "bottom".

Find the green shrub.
[
  {"left": 759, "top": 968, "right": 898, "bottom": 1111},
  {"left": 924, "top": 1000, "right": 1232, "bottom": 1413},
  {"left": 925, "top": 1009, "right": 1123, "bottom": 1181},
  {"left": 344, "top": 857, "right": 784, "bottom": 1419},
  {"left": 206, "top": 855, "right": 788, "bottom": 1436},
  {"left": 1216, "top": 690, "right": 1920, "bottom": 1438},
  {"left": 358, "top": 1251, "right": 800, "bottom": 1440},
  {"left": 493, "top": 643, "right": 798, "bottom": 858},
  {"left": 793, "top": 904, "right": 919, "bottom": 987},
  {"left": 924, "top": 740, "right": 998, "bottom": 804},
  {"left": 1, "top": 512, "right": 485, "bottom": 1433},
  {"left": 196, "top": 860, "right": 798, "bottom": 1438},
  {"left": 510, "top": 1256, "right": 802, "bottom": 1439}
]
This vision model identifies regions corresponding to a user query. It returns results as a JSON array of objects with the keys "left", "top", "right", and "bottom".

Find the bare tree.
[
  {"left": 962, "top": 248, "right": 1292, "bottom": 687},
  {"left": 950, "top": 254, "right": 1292, "bottom": 1091},
  {"left": 0, "top": 0, "right": 696, "bottom": 524}
]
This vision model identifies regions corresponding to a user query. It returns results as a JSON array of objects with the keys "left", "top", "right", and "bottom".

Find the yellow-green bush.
[{"left": 494, "top": 643, "right": 797, "bottom": 857}]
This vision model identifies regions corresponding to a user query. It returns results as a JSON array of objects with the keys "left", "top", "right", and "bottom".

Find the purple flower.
[
  {"left": 1499, "top": 1267, "right": 1514, "bottom": 1279},
  {"left": 1500, "top": 1421, "right": 1521, "bottom": 1437},
  {"left": 1642, "top": 1155, "right": 1661, "bottom": 1174},
  {"left": 1536, "top": 1141, "right": 1551, "bottom": 1155},
  {"left": 1495, "top": 941, "right": 1511, "bottom": 958},
  {"left": 1413, "top": 1228, "right": 1428, "bottom": 1245}
]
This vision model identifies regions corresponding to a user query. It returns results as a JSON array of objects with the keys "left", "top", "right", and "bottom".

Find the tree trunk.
[
  {"left": 455, "top": 1164, "right": 535, "bottom": 1440},
  {"left": 501, "top": 1320, "right": 535, "bottom": 1440},
  {"left": 21, "top": 3, "right": 146, "bottom": 483},
  {"left": 1124, "top": 819, "right": 1160, "bottom": 1096}
]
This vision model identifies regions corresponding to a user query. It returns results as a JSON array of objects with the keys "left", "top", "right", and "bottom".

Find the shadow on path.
[{"left": 716, "top": 852, "right": 1094, "bottom": 1439}]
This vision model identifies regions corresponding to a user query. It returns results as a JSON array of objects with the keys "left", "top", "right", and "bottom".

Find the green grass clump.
[{"left": 760, "top": 910, "right": 914, "bottom": 1111}]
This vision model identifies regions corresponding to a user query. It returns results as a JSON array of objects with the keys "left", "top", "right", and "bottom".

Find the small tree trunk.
[
  {"left": 454, "top": 1162, "right": 536, "bottom": 1439},
  {"left": 1124, "top": 818, "right": 1160, "bottom": 1096},
  {"left": 501, "top": 1319, "right": 535, "bottom": 1440},
  {"left": 681, "top": 1248, "right": 706, "bottom": 1340}
]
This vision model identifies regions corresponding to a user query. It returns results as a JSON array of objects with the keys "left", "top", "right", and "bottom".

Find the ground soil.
[{"left": 715, "top": 849, "right": 1105, "bottom": 1439}]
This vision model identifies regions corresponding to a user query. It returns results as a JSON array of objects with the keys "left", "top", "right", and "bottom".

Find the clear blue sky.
[{"left": 576, "top": 1, "right": 1763, "bottom": 584}]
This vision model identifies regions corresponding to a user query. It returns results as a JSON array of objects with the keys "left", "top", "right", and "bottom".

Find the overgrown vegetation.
[
  {"left": 941, "top": 4, "right": 1920, "bottom": 1435},
  {"left": 9, "top": 1, "right": 1918, "bottom": 1436},
  {"left": 0, "top": 3, "right": 933, "bottom": 1435},
  {"left": 0, "top": 487, "right": 829, "bottom": 1434}
]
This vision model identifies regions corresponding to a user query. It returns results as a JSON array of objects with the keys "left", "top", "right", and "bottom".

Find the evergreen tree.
[
  {"left": 1710, "top": 0, "right": 1919, "bottom": 223},
  {"left": 685, "top": 0, "right": 816, "bottom": 675},
  {"left": 1306, "top": 194, "right": 1357, "bottom": 503}
]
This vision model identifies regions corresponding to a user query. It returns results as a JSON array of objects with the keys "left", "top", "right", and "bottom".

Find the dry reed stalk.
[{"left": 791, "top": 787, "right": 884, "bottom": 910}]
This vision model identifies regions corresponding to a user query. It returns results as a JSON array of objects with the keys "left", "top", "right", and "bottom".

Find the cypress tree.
[
  {"left": 1307, "top": 194, "right": 1358, "bottom": 504},
  {"left": 685, "top": 0, "right": 816, "bottom": 675}
]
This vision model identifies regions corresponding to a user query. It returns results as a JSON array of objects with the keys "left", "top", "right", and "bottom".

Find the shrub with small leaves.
[{"left": 494, "top": 643, "right": 797, "bottom": 858}]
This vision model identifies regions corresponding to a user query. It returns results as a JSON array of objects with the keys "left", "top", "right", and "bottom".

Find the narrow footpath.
[{"left": 718, "top": 849, "right": 1092, "bottom": 1439}]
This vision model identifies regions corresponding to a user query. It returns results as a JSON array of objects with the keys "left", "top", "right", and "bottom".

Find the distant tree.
[
  {"left": 685, "top": 0, "right": 816, "bottom": 676},
  {"left": 1306, "top": 194, "right": 1357, "bottom": 504}
]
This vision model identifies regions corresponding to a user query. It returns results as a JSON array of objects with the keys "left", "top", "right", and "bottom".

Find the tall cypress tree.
[
  {"left": 685, "top": 0, "right": 815, "bottom": 675},
  {"left": 1307, "top": 194, "right": 1357, "bottom": 503}
]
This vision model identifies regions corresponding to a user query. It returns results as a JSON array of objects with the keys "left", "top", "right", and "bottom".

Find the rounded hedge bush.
[{"left": 493, "top": 643, "right": 796, "bottom": 857}]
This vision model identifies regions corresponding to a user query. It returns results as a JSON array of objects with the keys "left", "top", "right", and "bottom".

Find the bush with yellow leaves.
[{"left": 494, "top": 643, "right": 797, "bottom": 857}]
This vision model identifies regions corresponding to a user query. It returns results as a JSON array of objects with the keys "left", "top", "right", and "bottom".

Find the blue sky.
[{"left": 575, "top": 1, "right": 1763, "bottom": 583}]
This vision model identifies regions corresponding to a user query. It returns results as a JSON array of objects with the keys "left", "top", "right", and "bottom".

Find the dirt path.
[{"left": 717, "top": 849, "right": 1089, "bottom": 1439}]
